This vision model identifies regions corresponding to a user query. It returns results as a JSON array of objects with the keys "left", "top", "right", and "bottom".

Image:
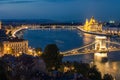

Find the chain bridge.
[{"left": 61, "top": 36, "right": 120, "bottom": 56}]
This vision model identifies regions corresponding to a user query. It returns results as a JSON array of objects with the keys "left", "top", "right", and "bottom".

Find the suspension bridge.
[{"left": 61, "top": 36, "right": 120, "bottom": 56}]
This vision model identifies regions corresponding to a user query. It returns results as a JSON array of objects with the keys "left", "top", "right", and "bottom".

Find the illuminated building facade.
[
  {"left": 0, "top": 38, "right": 28, "bottom": 56},
  {"left": 0, "top": 21, "right": 28, "bottom": 56},
  {"left": 83, "top": 16, "right": 102, "bottom": 32}
]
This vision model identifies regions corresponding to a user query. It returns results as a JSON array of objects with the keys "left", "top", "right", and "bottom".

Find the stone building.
[
  {"left": 83, "top": 16, "right": 102, "bottom": 32},
  {"left": 0, "top": 38, "right": 28, "bottom": 56},
  {"left": 0, "top": 21, "right": 28, "bottom": 56}
]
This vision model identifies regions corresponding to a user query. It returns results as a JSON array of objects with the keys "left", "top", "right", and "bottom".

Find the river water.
[
  {"left": 23, "top": 29, "right": 120, "bottom": 80},
  {"left": 23, "top": 29, "right": 92, "bottom": 51}
]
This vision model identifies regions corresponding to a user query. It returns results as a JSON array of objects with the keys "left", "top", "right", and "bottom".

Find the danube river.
[
  {"left": 23, "top": 29, "right": 94, "bottom": 51},
  {"left": 23, "top": 29, "right": 120, "bottom": 80}
]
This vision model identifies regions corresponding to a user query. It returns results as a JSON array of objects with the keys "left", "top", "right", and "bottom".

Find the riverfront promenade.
[{"left": 77, "top": 26, "right": 120, "bottom": 37}]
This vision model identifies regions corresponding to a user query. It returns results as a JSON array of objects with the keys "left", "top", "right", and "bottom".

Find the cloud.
[
  {"left": 0, "top": 0, "right": 79, "bottom": 4},
  {"left": 0, "top": 0, "right": 37, "bottom": 4},
  {"left": 43, "top": 0, "right": 78, "bottom": 3}
]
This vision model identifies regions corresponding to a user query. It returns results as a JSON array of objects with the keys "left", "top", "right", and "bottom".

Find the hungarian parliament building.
[{"left": 82, "top": 16, "right": 103, "bottom": 32}]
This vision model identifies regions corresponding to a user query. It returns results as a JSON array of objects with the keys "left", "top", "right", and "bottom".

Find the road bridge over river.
[{"left": 61, "top": 36, "right": 120, "bottom": 56}]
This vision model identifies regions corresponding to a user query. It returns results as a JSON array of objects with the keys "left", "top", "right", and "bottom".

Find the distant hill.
[{"left": 1, "top": 19, "right": 82, "bottom": 26}]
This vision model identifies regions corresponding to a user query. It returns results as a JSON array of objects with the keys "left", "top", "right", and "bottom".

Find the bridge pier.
[
  {"left": 94, "top": 36, "right": 108, "bottom": 62},
  {"left": 94, "top": 53, "right": 108, "bottom": 62},
  {"left": 95, "top": 36, "right": 107, "bottom": 51}
]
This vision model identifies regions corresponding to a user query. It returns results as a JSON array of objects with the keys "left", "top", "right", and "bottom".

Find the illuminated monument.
[{"left": 83, "top": 16, "right": 102, "bottom": 32}]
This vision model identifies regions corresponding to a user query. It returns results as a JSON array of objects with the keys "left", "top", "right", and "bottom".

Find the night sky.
[{"left": 0, "top": 0, "right": 120, "bottom": 22}]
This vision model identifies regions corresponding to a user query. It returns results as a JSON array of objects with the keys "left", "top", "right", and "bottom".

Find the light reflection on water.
[
  {"left": 63, "top": 51, "right": 120, "bottom": 80},
  {"left": 95, "top": 61, "right": 120, "bottom": 79}
]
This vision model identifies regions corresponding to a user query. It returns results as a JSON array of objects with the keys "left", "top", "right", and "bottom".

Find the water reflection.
[
  {"left": 94, "top": 53, "right": 108, "bottom": 62},
  {"left": 95, "top": 61, "right": 120, "bottom": 79},
  {"left": 92, "top": 52, "right": 120, "bottom": 80},
  {"left": 63, "top": 52, "right": 120, "bottom": 80},
  {"left": 82, "top": 33, "right": 94, "bottom": 45}
]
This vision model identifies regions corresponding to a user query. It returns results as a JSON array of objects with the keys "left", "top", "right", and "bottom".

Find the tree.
[
  {"left": 103, "top": 74, "right": 113, "bottom": 80},
  {"left": 35, "top": 48, "right": 42, "bottom": 52},
  {"left": 0, "top": 60, "right": 8, "bottom": 80},
  {"left": 88, "top": 65, "right": 102, "bottom": 80},
  {"left": 34, "top": 47, "right": 42, "bottom": 56},
  {"left": 42, "top": 44, "right": 63, "bottom": 71},
  {"left": 73, "top": 62, "right": 90, "bottom": 77}
]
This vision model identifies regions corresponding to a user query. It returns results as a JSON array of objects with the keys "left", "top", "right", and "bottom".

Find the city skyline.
[
  {"left": 0, "top": 0, "right": 120, "bottom": 22},
  {"left": 0, "top": 1, "right": 120, "bottom": 79}
]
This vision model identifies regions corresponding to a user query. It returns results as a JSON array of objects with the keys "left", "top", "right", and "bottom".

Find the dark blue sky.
[{"left": 0, "top": 0, "right": 120, "bottom": 21}]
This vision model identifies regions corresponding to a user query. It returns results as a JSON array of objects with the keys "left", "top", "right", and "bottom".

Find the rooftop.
[{"left": 2, "top": 37, "right": 27, "bottom": 42}]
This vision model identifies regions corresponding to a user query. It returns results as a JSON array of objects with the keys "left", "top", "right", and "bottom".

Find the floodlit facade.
[
  {"left": 83, "top": 16, "right": 102, "bottom": 32},
  {"left": 0, "top": 21, "right": 28, "bottom": 56},
  {"left": 0, "top": 38, "right": 28, "bottom": 56}
]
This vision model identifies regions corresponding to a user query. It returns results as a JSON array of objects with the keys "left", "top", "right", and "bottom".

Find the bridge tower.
[
  {"left": 95, "top": 36, "right": 107, "bottom": 51},
  {"left": 94, "top": 36, "right": 108, "bottom": 62}
]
